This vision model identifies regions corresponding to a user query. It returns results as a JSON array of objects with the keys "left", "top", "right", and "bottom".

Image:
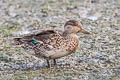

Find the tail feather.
[
  {"left": 14, "top": 38, "right": 24, "bottom": 45},
  {"left": 14, "top": 37, "right": 36, "bottom": 45}
]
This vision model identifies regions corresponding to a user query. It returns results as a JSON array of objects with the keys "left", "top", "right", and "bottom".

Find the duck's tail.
[
  {"left": 14, "top": 37, "right": 38, "bottom": 45},
  {"left": 14, "top": 38, "right": 25, "bottom": 45}
]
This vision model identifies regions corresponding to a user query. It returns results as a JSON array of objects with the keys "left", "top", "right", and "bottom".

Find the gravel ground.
[{"left": 0, "top": 0, "right": 120, "bottom": 80}]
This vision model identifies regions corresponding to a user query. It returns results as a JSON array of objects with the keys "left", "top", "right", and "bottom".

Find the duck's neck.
[{"left": 63, "top": 31, "right": 78, "bottom": 39}]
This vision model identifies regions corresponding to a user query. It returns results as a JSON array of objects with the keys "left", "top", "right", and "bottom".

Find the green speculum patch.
[{"left": 31, "top": 40, "right": 39, "bottom": 44}]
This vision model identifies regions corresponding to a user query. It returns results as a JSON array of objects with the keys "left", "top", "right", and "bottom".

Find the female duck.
[{"left": 14, "top": 20, "right": 90, "bottom": 67}]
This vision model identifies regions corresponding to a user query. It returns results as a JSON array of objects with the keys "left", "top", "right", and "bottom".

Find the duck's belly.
[{"left": 48, "top": 49, "right": 72, "bottom": 59}]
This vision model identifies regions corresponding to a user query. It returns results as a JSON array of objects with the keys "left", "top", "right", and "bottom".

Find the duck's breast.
[{"left": 46, "top": 36, "right": 79, "bottom": 59}]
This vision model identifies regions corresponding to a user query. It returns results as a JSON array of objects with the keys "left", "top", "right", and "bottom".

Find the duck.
[{"left": 14, "top": 20, "right": 90, "bottom": 67}]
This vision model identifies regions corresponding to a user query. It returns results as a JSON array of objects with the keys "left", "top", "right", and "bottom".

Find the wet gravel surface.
[{"left": 0, "top": 0, "right": 120, "bottom": 80}]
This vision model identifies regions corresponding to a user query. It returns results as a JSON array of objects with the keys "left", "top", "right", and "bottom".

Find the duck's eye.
[{"left": 67, "top": 26, "right": 72, "bottom": 29}]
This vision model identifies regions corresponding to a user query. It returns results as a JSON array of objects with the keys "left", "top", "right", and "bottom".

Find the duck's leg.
[
  {"left": 47, "top": 60, "right": 50, "bottom": 68},
  {"left": 53, "top": 59, "right": 56, "bottom": 65}
]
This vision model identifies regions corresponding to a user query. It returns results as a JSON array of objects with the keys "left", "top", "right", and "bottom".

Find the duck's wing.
[
  {"left": 14, "top": 30, "right": 66, "bottom": 59},
  {"left": 33, "top": 30, "right": 58, "bottom": 42},
  {"left": 14, "top": 30, "right": 58, "bottom": 44}
]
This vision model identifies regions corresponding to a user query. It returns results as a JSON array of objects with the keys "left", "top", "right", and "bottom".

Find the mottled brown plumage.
[{"left": 14, "top": 20, "right": 90, "bottom": 67}]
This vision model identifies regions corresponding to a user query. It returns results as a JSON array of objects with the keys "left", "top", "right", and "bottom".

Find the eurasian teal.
[{"left": 14, "top": 20, "right": 90, "bottom": 67}]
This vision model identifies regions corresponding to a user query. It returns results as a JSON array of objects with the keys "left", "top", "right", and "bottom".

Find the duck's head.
[{"left": 64, "top": 20, "right": 90, "bottom": 34}]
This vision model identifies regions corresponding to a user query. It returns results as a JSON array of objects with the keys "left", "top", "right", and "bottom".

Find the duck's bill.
[{"left": 80, "top": 29, "right": 90, "bottom": 34}]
